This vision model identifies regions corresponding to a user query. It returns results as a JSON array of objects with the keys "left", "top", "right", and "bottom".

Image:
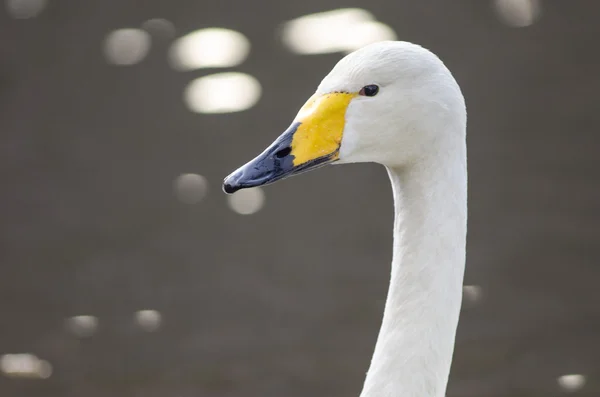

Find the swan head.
[{"left": 223, "top": 41, "right": 465, "bottom": 193}]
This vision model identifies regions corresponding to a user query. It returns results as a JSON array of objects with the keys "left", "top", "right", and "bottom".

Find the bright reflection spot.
[
  {"left": 282, "top": 8, "right": 396, "bottom": 54},
  {"left": 493, "top": 0, "right": 541, "bottom": 27},
  {"left": 142, "top": 18, "right": 176, "bottom": 38},
  {"left": 344, "top": 21, "right": 397, "bottom": 52},
  {"left": 66, "top": 315, "right": 98, "bottom": 338},
  {"left": 169, "top": 28, "right": 250, "bottom": 70},
  {"left": 135, "top": 310, "right": 162, "bottom": 332},
  {"left": 184, "top": 73, "right": 261, "bottom": 114},
  {"left": 558, "top": 374, "right": 586, "bottom": 392},
  {"left": 463, "top": 285, "right": 482, "bottom": 305},
  {"left": 5, "top": 0, "right": 46, "bottom": 19},
  {"left": 0, "top": 354, "right": 52, "bottom": 379},
  {"left": 227, "top": 187, "right": 265, "bottom": 215},
  {"left": 104, "top": 28, "right": 151, "bottom": 65},
  {"left": 174, "top": 173, "right": 208, "bottom": 204}
]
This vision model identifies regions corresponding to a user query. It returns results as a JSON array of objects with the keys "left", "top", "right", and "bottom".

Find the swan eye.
[{"left": 359, "top": 84, "right": 379, "bottom": 97}]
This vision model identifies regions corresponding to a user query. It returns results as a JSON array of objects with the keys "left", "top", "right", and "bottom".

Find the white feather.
[{"left": 320, "top": 41, "right": 467, "bottom": 397}]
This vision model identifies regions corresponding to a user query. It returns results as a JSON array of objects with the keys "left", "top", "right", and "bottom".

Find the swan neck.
[{"left": 360, "top": 159, "right": 467, "bottom": 397}]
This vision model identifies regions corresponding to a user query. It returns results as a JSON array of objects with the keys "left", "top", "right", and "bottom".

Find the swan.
[{"left": 223, "top": 41, "right": 467, "bottom": 397}]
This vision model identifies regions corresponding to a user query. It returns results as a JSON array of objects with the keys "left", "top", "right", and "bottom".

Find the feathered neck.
[{"left": 360, "top": 147, "right": 467, "bottom": 397}]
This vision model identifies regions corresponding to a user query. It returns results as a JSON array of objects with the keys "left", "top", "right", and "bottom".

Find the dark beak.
[{"left": 222, "top": 122, "right": 337, "bottom": 194}]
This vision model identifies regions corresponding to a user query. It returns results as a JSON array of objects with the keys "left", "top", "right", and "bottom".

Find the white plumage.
[{"left": 226, "top": 41, "right": 467, "bottom": 397}]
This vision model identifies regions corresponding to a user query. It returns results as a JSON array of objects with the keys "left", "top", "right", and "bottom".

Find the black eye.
[{"left": 359, "top": 84, "right": 379, "bottom": 97}]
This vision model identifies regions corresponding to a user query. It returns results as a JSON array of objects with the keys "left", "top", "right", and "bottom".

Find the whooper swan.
[{"left": 223, "top": 41, "right": 467, "bottom": 397}]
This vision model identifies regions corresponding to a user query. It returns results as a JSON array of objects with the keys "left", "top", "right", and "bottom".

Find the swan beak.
[{"left": 223, "top": 92, "right": 356, "bottom": 194}]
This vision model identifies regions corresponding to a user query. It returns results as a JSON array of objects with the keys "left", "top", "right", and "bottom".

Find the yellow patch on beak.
[{"left": 290, "top": 92, "right": 357, "bottom": 166}]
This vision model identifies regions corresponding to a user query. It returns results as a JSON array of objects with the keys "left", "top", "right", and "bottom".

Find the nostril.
[{"left": 274, "top": 147, "right": 292, "bottom": 159}]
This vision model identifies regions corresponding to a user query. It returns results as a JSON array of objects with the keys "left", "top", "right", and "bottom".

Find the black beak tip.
[{"left": 222, "top": 180, "right": 239, "bottom": 194}]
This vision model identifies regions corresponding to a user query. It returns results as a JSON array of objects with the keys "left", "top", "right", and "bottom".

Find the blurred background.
[{"left": 1, "top": 0, "right": 599, "bottom": 396}]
